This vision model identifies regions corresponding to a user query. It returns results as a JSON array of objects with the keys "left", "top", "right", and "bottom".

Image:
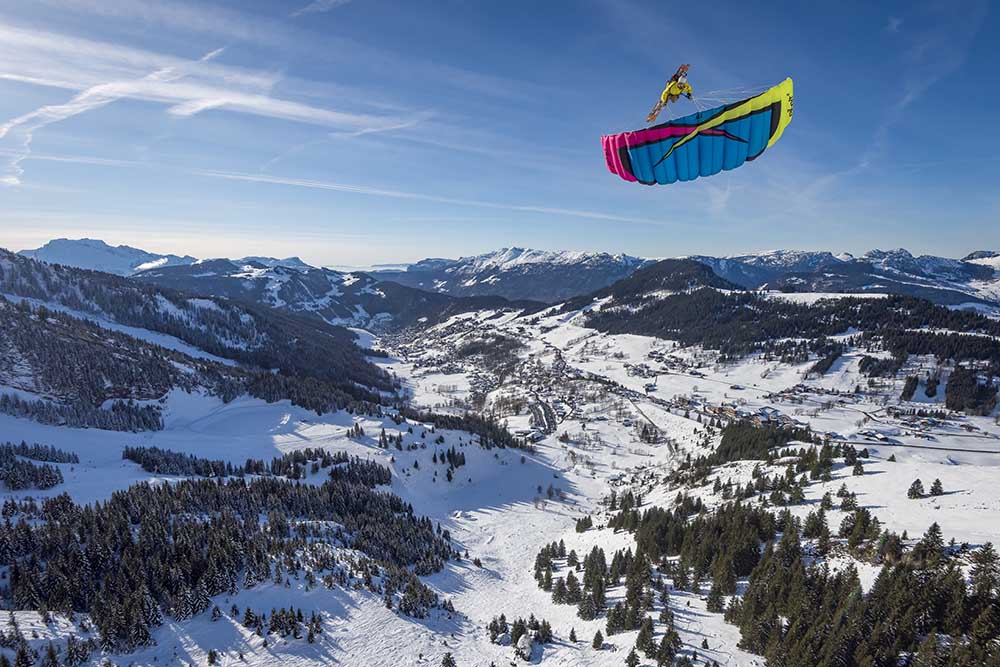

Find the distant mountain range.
[
  {"left": 370, "top": 247, "right": 652, "bottom": 303},
  {"left": 19, "top": 238, "right": 309, "bottom": 276},
  {"left": 687, "top": 248, "right": 1000, "bottom": 307},
  {"left": 19, "top": 238, "right": 198, "bottom": 275},
  {"left": 14, "top": 239, "right": 1000, "bottom": 316}
]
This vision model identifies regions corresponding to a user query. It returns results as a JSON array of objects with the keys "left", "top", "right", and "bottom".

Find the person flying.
[{"left": 647, "top": 64, "right": 693, "bottom": 123}]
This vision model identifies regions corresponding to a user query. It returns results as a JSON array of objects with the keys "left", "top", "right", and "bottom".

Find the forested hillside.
[
  {"left": 579, "top": 260, "right": 1000, "bottom": 372},
  {"left": 0, "top": 250, "right": 393, "bottom": 398},
  {"left": 0, "top": 295, "right": 393, "bottom": 430}
]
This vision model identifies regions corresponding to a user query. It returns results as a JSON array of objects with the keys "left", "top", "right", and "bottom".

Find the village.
[{"left": 386, "top": 304, "right": 1000, "bottom": 495}]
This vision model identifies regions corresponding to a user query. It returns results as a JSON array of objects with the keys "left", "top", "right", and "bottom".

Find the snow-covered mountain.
[
  {"left": 687, "top": 248, "right": 1000, "bottom": 307},
  {"left": 18, "top": 238, "right": 312, "bottom": 276},
  {"left": 372, "top": 247, "right": 651, "bottom": 302},
  {"left": 19, "top": 238, "right": 197, "bottom": 275},
  {"left": 377, "top": 245, "right": 1000, "bottom": 307},
  {"left": 17, "top": 239, "right": 1000, "bottom": 313},
  {"left": 685, "top": 250, "right": 847, "bottom": 288}
]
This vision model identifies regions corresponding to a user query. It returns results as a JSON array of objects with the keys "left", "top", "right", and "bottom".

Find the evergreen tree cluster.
[
  {"left": 486, "top": 613, "right": 553, "bottom": 646},
  {"left": 0, "top": 441, "right": 77, "bottom": 490},
  {"left": 584, "top": 288, "right": 1000, "bottom": 361},
  {"left": 809, "top": 346, "right": 845, "bottom": 376},
  {"left": 0, "top": 442, "right": 78, "bottom": 464},
  {"left": 0, "top": 453, "right": 62, "bottom": 491},
  {"left": 239, "top": 605, "right": 323, "bottom": 642},
  {"left": 0, "top": 393, "right": 162, "bottom": 433},
  {"left": 0, "top": 615, "right": 96, "bottom": 667},
  {"left": 945, "top": 366, "right": 998, "bottom": 415},
  {"left": 613, "top": 501, "right": 774, "bottom": 588},
  {"left": 434, "top": 446, "right": 466, "bottom": 470},
  {"left": 120, "top": 445, "right": 387, "bottom": 485},
  {"left": 0, "top": 467, "right": 453, "bottom": 654},
  {"left": 858, "top": 354, "right": 907, "bottom": 378},
  {"left": 397, "top": 408, "right": 530, "bottom": 450},
  {"left": 533, "top": 541, "right": 612, "bottom": 622},
  {"left": 729, "top": 519, "right": 1000, "bottom": 666},
  {"left": 698, "top": 421, "right": 819, "bottom": 468}
]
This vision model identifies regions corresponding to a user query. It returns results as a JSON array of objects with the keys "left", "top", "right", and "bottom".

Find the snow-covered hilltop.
[
  {"left": 19, "top": 238, "right": 198, "bottom": 276},
  {"left": 18, "top": 238, "right": 311, "bottom": 277}
]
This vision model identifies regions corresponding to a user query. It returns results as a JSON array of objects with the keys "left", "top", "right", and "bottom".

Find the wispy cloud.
[
  {"left": 22, "top": 0, "right": 543, "bottom": 103},
  {"left": 193, "top": 169, "right": 671, "bottom": 227},
  {"left": 0, "top": 46, "right": 225, "bottom": 185},
  {"left": 291, "top": 0, "right": 353, "bottom": 18},
  {"left": 30, "top": 0, "right": 291, "bottom": 46},
  {"left": 694, "top": 180, "right": 741, "bottom": 218},
  {"left": 801, "top": 1, "right": 987, "bottom": 199},
  {"left": 863, "top": 3, "right": 986, "bottom": 169},
  {"left": 0, "top": 23, "right": 425, "bottom": 185}
]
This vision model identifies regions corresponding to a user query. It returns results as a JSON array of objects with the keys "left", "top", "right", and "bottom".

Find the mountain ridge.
[{"left": 16, "top": 238, "right": 1000, "bottom": 310}]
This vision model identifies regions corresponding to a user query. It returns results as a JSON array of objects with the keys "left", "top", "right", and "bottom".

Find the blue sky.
[{"left": 0, "top": 0, "right": 997, "bottom": 265}]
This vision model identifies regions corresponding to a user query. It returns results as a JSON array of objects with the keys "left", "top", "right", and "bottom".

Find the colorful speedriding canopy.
[{"left": 603, "top": 78, "right": 793, "bottom": 185}]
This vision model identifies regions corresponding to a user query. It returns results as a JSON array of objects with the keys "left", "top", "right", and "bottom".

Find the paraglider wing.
[{"left": 603, "top": 78, "right": 793, "bottom": 185}]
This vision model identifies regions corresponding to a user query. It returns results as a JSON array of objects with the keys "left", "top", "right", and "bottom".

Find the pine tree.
[
  {"left": 908, "top": 478, "right": 925, "bottom": 498},
  {"left": 13, "top": 647, "right": 31, "bottom": 667},
  {"left": 626, "top": 647, "right": 640, "bottom": 667},
  {"left": 592, "top": 630, "right": 603, "bottom": 649},
  {"left": 971, "top": 603, "right": 999, "bottom": 649},
  {"left": 440, "top": 652, "right": 457, "bottom": 667},
  {"left": 970, "top": 542, "right": 999, "bottom": 599},
  {"left": 636, "top": 617, "right": 655, "bottom": 656},
  {"left": 577, "top": 594, "right": 597, "bottom": 621},
  {"left": 41, "top": 642, "right": 59, "bottom": 667},
  {"left": 565, "top": 570, "right": 582, "bottom": 603},
  {"left": 569, "top": 627, "right": 577, "bottom": 643},
  {"left": 657, "top": 630, "right": 680, "bottom": 666},
  {"left": 706, "top": 582, "right": 725, "bottom": 613},
  {"left": 930, "top": 478, "right": 944, "bottom": 496},
  {"left": 852, "top": 461, "right": 864, "bottom": 476},
  {"left": 552, "top": 577, "right": 567, "bottom": 604}
]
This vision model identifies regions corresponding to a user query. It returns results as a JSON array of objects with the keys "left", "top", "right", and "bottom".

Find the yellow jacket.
[{"left": 660, "top": 80, "right": 693, "bottom": 103}]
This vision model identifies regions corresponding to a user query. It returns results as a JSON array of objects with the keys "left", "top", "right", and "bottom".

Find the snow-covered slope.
[
  {"left": 18, "top": 238, "right": 197, "bottom": 275},
  {"left": 134, "top": 259, "right": 539, "bottom": 330},
  {"left": 372, "top": 247, "right": 651, "bottom": 303}
]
